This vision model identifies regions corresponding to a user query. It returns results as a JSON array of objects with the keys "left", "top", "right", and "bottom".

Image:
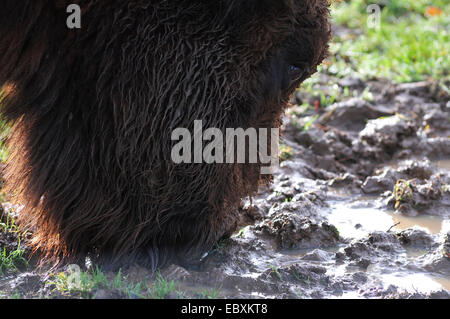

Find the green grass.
[
  {"left": 0, "top": 290, "right": 22, "bottom": 299},
  {"left": 49, "top": 266, "right": 154, "bottom": 299},
  {"left": 0, "top": 213, "right": 29, "bottom": 275},
  {"left": 279, "top": 144, "right": 293, "bottom": 162},
  {"left": 198, "top": 286, "right": 222, "bottom": 299},
  {"left": 148, "top": 272, "right": 177, "bottom": 299},
  {"left": 267, "top": 263, "right": 282, "bottom": 280},
  {"left": 49, "top": 267, "right": 185, "bottom": 299},
  {"left": 0, "top": 242, "right": 28, "bottom": 275},
  {"left": 0, "top": 211, "right": 24, "bottom": 235},
  {"left": 325, "top": 0, "right": 449, "bottom": 82},
  {"left": 50, "top": 266, "right": 106, "bottom": 295},
  {"left": 234, "top": 225, "right": 251, "bottom": 238}
]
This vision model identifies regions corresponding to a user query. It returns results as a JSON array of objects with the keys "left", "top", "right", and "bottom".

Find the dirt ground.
[{"left": 1, "top": 74, "right": 449, "bottom": 299}]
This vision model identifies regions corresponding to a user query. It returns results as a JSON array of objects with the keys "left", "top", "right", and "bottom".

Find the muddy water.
[
  {"left": 328, "top": 203, "right": 446, "bottom": 237},
  {"left": 389, "top": 213, "right": 447, "bottom": 234},
  {"left": 327, "top": 200, "right": 448, "bottom": 294},
  {"left": 380, "top": 273, "right": 449, "bottom": 293},
  {"left": 436, "top": 159, "right": 450, "bottom": 171}
]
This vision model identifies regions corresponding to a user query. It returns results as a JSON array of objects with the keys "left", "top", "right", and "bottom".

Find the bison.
[{"left": 0, "top": 0, "right": 330, "bottom": 269}]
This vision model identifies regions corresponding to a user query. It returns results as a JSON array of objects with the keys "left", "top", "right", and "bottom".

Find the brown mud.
[{"left": 0, "top": 76, "right": 449, "bottom": 299}]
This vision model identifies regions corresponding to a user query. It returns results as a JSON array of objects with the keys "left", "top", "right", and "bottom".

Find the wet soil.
[{"left": 1, "top": 76, "right": 449, "bottom": 299}]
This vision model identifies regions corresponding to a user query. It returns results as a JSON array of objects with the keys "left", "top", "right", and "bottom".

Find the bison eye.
[
  {"left": 289, "top": 65, "right": 300, "bottom": 73},
  {"left": 288, "top": 64, "right": 309, "bottom": 82}
]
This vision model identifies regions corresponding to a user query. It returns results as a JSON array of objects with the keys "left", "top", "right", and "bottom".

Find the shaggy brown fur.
[{"left": 0, "top": 0, "right": 330, "bottom": 268}]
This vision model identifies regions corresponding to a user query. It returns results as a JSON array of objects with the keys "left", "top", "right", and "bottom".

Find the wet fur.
[{"left": 0, "top": 0, "right": 330, "bottom": 268}]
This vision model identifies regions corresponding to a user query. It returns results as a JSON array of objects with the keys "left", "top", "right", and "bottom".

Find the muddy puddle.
[
  {"left": 436, "top": 159, "right": 450, "bottom": 171},
  {"left": 328, "top": 201, "right": 447, "bottom": 237},
  {"left": 327, "top": 200, "right": 449, "bottom": 294},
  {"left": 1, "top": 77, "right": 449, "bottom": 299}
]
